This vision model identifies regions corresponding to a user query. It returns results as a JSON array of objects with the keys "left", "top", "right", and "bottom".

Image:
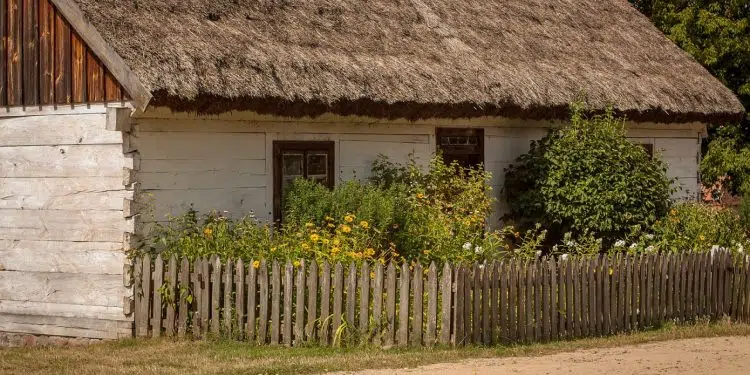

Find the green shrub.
[{"left": 504, "top": 102, "right": 674, "bottom": 245}]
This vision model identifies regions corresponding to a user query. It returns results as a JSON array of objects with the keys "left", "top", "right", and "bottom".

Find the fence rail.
[{"left": 133, "top": 251, "right": 750, "bottom": 346}]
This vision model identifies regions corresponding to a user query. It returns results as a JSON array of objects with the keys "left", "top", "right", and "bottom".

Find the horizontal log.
[
  {"left": 0, "top": 300, "right": 129, "bottom": 322},
  {"left": 138, "top": 170, "right": 267, "bottom": 190},
  {"left": 0, "top": 209, "right": 129, "bottom": 242},
  {"left": 138, "top": 158, "right": 266, "bottom": 173},
  {"left": 132, "top": 132, "right": 266, "bottom": 160},
  {"left": 0, "top": 313, "right": 131, "bottom": 339},
  {"left": 145, "top": 187, "right": 269, "bottom": 220},
  {"left": 0, "top": 145, "right": 126, "bottom": 178},
  {"left": 0, "top": 240, "right": 124, "bottom": 274},
  {"left": 0, "top": 113, "right": 119, "bottom": 146},
  {"left": 0, "top": 177, "right": 129, "bottom": 210},
  {"left": 0, "top": 271, "right": 127, "bottom": 307}
]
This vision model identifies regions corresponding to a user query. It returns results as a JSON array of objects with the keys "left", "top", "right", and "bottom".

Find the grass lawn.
[{"left": 2, "top": 321, "right": 750, "bottom": 375}]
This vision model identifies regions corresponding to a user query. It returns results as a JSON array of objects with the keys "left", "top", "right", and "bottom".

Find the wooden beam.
[
  {"left": 7, "top": 0, "right": 22, "bottom": 106},
  {"left": 39, "top": 0, "right": 55, "bottom": 105},
  {"left": 54, "top": 7, "right": 71, "bottom": 104},
  {"left": 22, "top": 0, "right": 39, "bottom": 106},
  {"left": 50, "top": 0, "right": 152, "bottom": 111},
  {"left": 0, "top": 0, "right": 7, "bottom": 106},
  {"left": 105, "top": 106, "right": 131, "bottom": 132}
]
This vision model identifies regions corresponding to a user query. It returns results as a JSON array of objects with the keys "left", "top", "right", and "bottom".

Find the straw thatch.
[{"left": 72, "top": 0, "right": 744, "bottom": 122}]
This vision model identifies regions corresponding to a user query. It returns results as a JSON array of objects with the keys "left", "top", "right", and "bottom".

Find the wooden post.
[
  {"left": 346, "top": 262, "right": 357, "bottom": 334},
  {"left": 359, "top": 262, "right": 371, "bottom": 337},
  {"left": 306, "top": 261, "right": 318, "bottom": 342},
  {"left": 332, "top": 262, "right": 344, "bottom": 345},
  {"left": 412, "top": 263, "right": 424, "bottom": 346},
  {"left": 165, "top": 255, "right": 177, "bottom": 337},
  {"left": 588, "top": 257, "right": 598, "bottom": 335},
  {"left": 210, "top": 256, "right": 221, "bottom": 335},
  {"left": 549, "top": 258, "right": 558, "bottom": 340},
  {"left": 201, "top": 258, "right": 210, "bottom": 335},
  {"left": 283, "top": 261, "right": 293, "bottom": 346},
  {"left": 270, "top": 261, "right": 282, "bottom": 345},
  {"left": 490, "top": 262, "right": 499, "bottom": 344},
  {"left": 224, "top": 259, "right": 234, "bottom": 337},
  {"left": 473, "top": 263, "right": 482, "bottom": 344},
  {"left": 152, "top": 255, "right": 164, "bottom": 337},
  {"left": 372, "top": 262, "right": 384, "bottom": 345},
  {"left": 235, "top": 259, "right": 245, "bottom": 340},
  {"left": 258, "top": 260, "right": 269, "bottom": 345},
  {"left": 439, "top": 263, "right": 452, "bottom": 345},
  {"left": 499, "top": 261, "right": 509, "bottom": 343},
  {"left": 247, "top": 259, "right": 258, "bottom": 342},
  {"left": 398, "top": 263, "right": 410, "bottom": 347},
  {"left": 602, "top": 256, "right": 610, "bottom": 335},
  {"left": 320, "top": 261, "right": 331, "bottom": 345},
  {"left": 518, "top": 261, "right": 527, "bottom": 341},
  {"left": 385, "top": 262, "right": 396, "bottom": 346},
  {"left": 482, "top": 263, "right": 492, "bottom": 345},
  {"left": 525, "top": 261, "right": 534, "bottom": 343},
  {"left": 454, "top": 266, "right": 465, "bottom": 346},
  {"left": 542, "top": 260, "right": 551, "bottom": 342},
  {"left": 134, "top": 256, "right": 145, "bottom": 337},
  {"left": 177, "top": 257, "right": 189, "bottom": 338},
  {"left": 427, "top": 262, "right": 438, "bottom": 346},
  {"left": 579, "top": 258, "right": 589, "bottom": 337}
]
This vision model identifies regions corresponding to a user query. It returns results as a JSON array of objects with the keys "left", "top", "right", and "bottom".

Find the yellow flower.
[
  {"left": 252, "top": 260, "right": 260, "bottom": 269},
  {"left": 365, "top": 248, "right": 375, "bottom": 256},
  {"left": 423, "top": 249, "right": 431, "bottom": 255},
  {"left": 333, "top": 238, "right": 341, "bottom": 246},
  {"left": 322, "top": 238, "right": 330, "bottom": 245},
  {"left": 294, "top": 260, "right": 301, "bottom": 267},
  {"left": 203, "top": 227, "right": 213, "bottom": 236},
  {"left": 310, "top": 234, "right": 320, "bottom": 242},
  {"left": 670, "top": 209, "right": 677, "bottom": 216},
  {"left": 305, "top": 222, "right": 314, "bottom": 228},
  {"left": 327, "top": 223, "right": 335, "bottom": 228},
  {"left": 331, "top": 247, "right": 341, "bottom": 254},
  {"left": 416, "top": 193, "right": 425, "bottom": 199},
  {"left": 301, "top": 243, "right": 310, "bottom": 250},
  {"left": 325, "top": 216, "right": 334, "bottom": 221},
  {"left": 699, "top": 235, "right": 706, "bottom": 241},
  {"left": 608, "top": 268, "right": 614, "bottom": 276},
  {"left": 270, "top": 247, "right": 277, "bottom": 252},
  {"left": 359, "top": 221, "right": 369, "bottom": 229},
  {"left": 344, "top": 214, "right": 355, "bottom": 223},
  {"left": 341, "top": 225, "right": 352, "bottom": 233},
  {"left": 514, "top": 232, "right": 520, "bottom": 238}
]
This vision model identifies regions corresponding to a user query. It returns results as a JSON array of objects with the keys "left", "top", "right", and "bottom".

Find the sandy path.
[{"left": 330, "top": 336, "right": 750, "bottom": 375}]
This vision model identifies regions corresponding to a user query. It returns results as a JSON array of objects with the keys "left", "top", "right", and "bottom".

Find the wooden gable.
[{"left": 0, "top": 0, "right": 129, "bottom": 108}]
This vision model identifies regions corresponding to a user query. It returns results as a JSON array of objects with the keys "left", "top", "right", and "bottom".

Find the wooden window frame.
[
  {"left": 640, "top": 143, "right": 654, "bottom": 158},
  {"left": 273, "top": 141, "right": 335, "bottom": 222},
  {"left": 436, "top": 128, "right": 485, "bottom": 167}
]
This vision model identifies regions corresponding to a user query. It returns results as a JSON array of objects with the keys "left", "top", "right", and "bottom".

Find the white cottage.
[{"left": 0, "top": 0, "right": 744, "bottom": 340}]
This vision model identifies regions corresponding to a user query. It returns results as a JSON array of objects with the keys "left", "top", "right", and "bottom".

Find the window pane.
[
  {"left": 282, "top": 153, "right": 304, "bottom": 176},
  {"left": 307, "top": 152, "right": 328, "bottom": 176}
]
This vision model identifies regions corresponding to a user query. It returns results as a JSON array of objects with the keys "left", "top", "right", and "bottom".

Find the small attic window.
[{"left": 436, "top": 128, "right": 485, "bottom": 170}]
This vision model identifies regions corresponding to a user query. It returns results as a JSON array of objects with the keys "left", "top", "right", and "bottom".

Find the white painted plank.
[
  {"left": 138, "top": 171, "right": 266, "bottom": 190},
  {"left": 0, "top": 271, "right": 127, "bottom": 307},
  {"left": 0, "top": 240, "right": 124, "bottom": 274},
  {"left": 132, "top": 132, "right": 266, "bottom": 160},
  {"left": 0, "top": 114, "right": 120, "bottom": 146},
  {"left": 138, "top": 159, "right": 266, "bottom": 173},
  {"left": 485, "top": 136, "right": 536, "bottom": 163},
  {"left": 145, "top": 187, "right": 269, "bottom": 220},
  {"left": 0, "top": 177, "right": 128, "bottom": 210},
  {"left": 0, "top": 145, "right": 126, "bottom": 178},
  {"left": 654, "top": 138, "right": 699, "bottom": 158},
  {"left": 0, "top": 300, "right": 129, "bottom": 321},
  {"left": 0, "top": 209, "right": 128, "bottom": 242},
  {"left": 339, "top": 140, "right": 430, "bottom": 168},
  {"left": 0, "top": 313, "right": 131, "bottom": 339}
]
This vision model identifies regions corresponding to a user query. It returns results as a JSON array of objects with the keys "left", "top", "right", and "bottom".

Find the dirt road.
[{"left": 330, "top": 336, "right": 750, "bottom": 375}]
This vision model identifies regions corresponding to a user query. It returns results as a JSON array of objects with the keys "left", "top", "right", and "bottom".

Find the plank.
[
  {"left": 164, "top": 256, "right": 177, "bottom": 337},
  {"left": 133, "top": 256, "right": 145, "bottom": 337},
  {"left": 525, "top": 261, "right": 534, "bottom": 343},
  {"left": 134, "top": 132, "right": 266, "bottom": 160},
  {"left": 295, "top": 260, "right": 305, "bottom": 344},
  {"left": 257, "top": 260, "right": 268, "bottom": 344},
  {"left": 306, "top": 261, "right": 318, "bottom": 341},
  {"left": 535, "top": 260, "right": 543, "bottom": 342},
  {"left": 86, "top": 49, "right": 104, "bottom": 102},
  {"left": 39, "top": 0, "right": 55, "bottom": 105},
  {"left": 7, "top": 0, "right": 21, "bottom": 106},
  {"left": 619, "top": 254, "right": 627, "bottom": 332},
  {"left": 0, "top": 177, "right": 126, "bottom": 212},
  {"left": 686, "top": 254, "right": 695, "bottom": 322},
  {"left": 320, "top": 261, "right": 331, "bottom": 345},
  {"left": 744, "top": 256, "right": 750, "bottom": 322},
  {"left": 665, "top": 254, "right": 673, "bottom": 321},
  {"left": 271, "top": 260, "right": 281, "bottom": 345},
  {"left": 0, "top": 270, "right": 125, "bottom": 307},
  {"left": 490, "top": 262, "right": 499, "bottom": 344},
  {"left": 509, "top": 260, "right": 518, "bottom": 343},
  {"left": 235, "top": 259, "right": 245, "bottom": 340},
  {"left": 0, "top": 144, "right": 125, "bottom": 179},
  {"left": 0, "top": 209, "right": 128, "bottom": 243},
  {"left": 579, "top": 258, "right": 588, "bottom": 337},
  {"left": 412, "top": 263, "right": 424, "bottom": 346},
  {"left": 463, "top": 265, "right": 472, "bottom": 344},
  {"left": 698, "top": 253, "right": 707, "bottom": 318},
  {"left": 566, "top": 258, "right": 574, "bottom": 338},
  {"left": 681, "top": 254, "right": 689, "bottom": 321},
  {"left": 71, "top": 32, "right": 86, "bottom": 103},
  {"left": 283, "top": 261, "right": 293, "bottom": 346},
  {"left": 22, "top": 0, "right": 39, "bottom": 106},
  {"left": 439, "top": 263, "right": 452, "bottom": 345},
  {"left": 549, "top": 258, "right": 558, "bottom": 340},
  {"left": 385, "top": 262, "right": 396, "bottom": 346},
  {"left": 473, "top": 263, "right": 482, "bottom": 344},
  {"left": 0, "top": 300, "right": 127, "bottom": 322},
  {"left": 192, "top": 258, "right": 203, "bottom": 336},
  {"left": 346, "top": 262, "right": 357, "bottom": 334},
  {"left": 542, "top": 260, "right": 551, "bottom": 342},
  {"left": 177, "top": 257, "right": 189, "bottom": 337},
  {"left": 611, "top": 254, "right": 620, "bottom": 333},
  {"left": 499, "top": 261, "right": 509, "bottom": 343},
  {"left": 624, "top": 255, "right": 632, "bottom": 331},
  {"left": 589, "top": 257, "right": 598, "bottom": 335},
  {"left": 398, "top": 262, "right": 410, "bottom": 347},
  {"left": 0, "top": 313, "right": 132, "bottom": 340},
  {"left": 105, "top": 70, "right": 122, "bottom": 102},
  {"left": 54, "top": 8, "right": 71, "bottom": 105},
  {"left": 224, "top": 259, "right": 234, "bottom": 336},
  {"left": 0, "top": 240, "right": 124, "bottom": 274},
  {"left": 427, "top": 262, "right": 438, "bottom": 346},
  {"left": 632, "top": 255, "right": 640, "bottom": 330},
  {"left": 482, "top": 263, "right": 491, "bottom": 345},
  {"left": 360, "top": 261, "right": 370, "bottom": 337},
  {"left": 602, "top": 256, "right": 610, "bottom": 334},
  {"left": 372, "top": 262, "right": 384, "bottom": 345},
  {"left": 0, "top": 0, "right": 6, "bottom": 106},
  {"left": 518, "top": 261, "right": 527, "bottom": 341},
  {"left": 210, "top": 256, "right": 221, "bottom": 335},
  {"left": 151, "top": 254, "right": 164, "bottom": 337},
  {"left": 639, "top": 254, "right": 647, "bottom": 328},
  {"left": 454, "top": 266, "right": 465, "bottom": 346},
  {"left": 332, "top": 262, "right": 344, "bottom": 345},
  {"left": 246, "top": 259, "right": 258, "bottom": 342}
]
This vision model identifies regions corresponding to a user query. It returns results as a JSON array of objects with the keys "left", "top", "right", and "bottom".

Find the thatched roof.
[{"left": 70, "top": 0, "right": 744, "bottom": 122}]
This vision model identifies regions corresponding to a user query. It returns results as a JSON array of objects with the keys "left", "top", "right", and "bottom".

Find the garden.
[{"left": 135, "top": 103, "right": 750, "bottom": 265}]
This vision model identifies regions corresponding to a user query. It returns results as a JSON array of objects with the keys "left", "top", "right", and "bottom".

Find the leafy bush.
[{"left": 504, "top": 103, "right": 674, "bottom": 245}]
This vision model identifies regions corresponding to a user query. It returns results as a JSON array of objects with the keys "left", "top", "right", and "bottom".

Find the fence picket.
[
  {"left": 665, "top": 254, "right": 674, "bottom": 320},
  {"left": 499, "top": 262, "right": 509, "bottom": 343},
  {"left": 134, "top": 256, "right": 146, "bottom": 337},
  {"left": 165, "top": 256, "right": 177, "bottom": 337},
  {"left": 454, "top": 266, "right": 465, "bottom": 346},
  {"left": 526, "top": 261, "right": 534, "bottom": 343},
  {"left": 151, "top": 255, "right": 164, "bottom": 337},
  {"left": 332, "top": 262, "right": 344, "bottom": 345},
  {"left": 744, "top": 256, "right": 750, "bottom": 321},
  {"left": 360, "top": 262, "right": 370, "bottom": 337},
  {"left": 177, "top": 257, "right": 189, "bottom": 338},
  {"left": 346, "top": 262, "right": 357, "bottom": 333},
  {"left": 490, "top": 262, "right": 499, "bottom": 344},
  {"left": 549, "top": 258, "right": 558, "bottom": 340},
  {"left": 509, "top": 260, "right": 518, "bottom": 343},
  {"left": 601, "top": 256, "right": 611, "bottom": 335},
  {"left": 210, "top": 256, "right": 221, "bottom": 335},
  {"left": 463, "top": 265, "right": 472, "bottom": 344},
  {"left": 283, "top": 261, "right": 293, "bottom": 346},
  {"left": 224, "top": 259, "right": 234, "bottom": 336},
  {"left": 566, "top": 259, "right": 574, "bottom": 338},
  {"left": 483, "top": 263, "right": 491, "bottom": 345},
  {"left": 612, "top": 254, "right": 620, "bottom": 333},
  {"left": 235, "top": 259, "right": 245, "bottom": 340},
  {"left": 372, "top": 262, "right": 384, "bottom": 345},
  {"left": 270, "top": 261, "right": 281, "bottom": 345},
  {"left": 473, "top": 264, "right": 482, "bottom": 344},
  {"left": 247, "top": 259, "right": 258, "bottom": 342},
  {"left": 258, "top": 260, "right": 268, "bottom": 345},
  {"left": 579, "top": 258, "right": 588, "bottom": 337},
  {"left": 542, "top": 260, "right": 551, "bottom": 342},
  {"left": 398, "top": 263, "right": 410, "bottom": 347},
  {"left": 535, "top": 261, "right": 543, "bottom": 342},
  {"left": 295, "top": 260, "right": 305, "bottom": 344},
  {"left": 385, "top": 262, "right": 396, "bottom": 346},
  {"left": 619, "top": 254, "right": 627, "bottom": 331},
  {"left": 427, "top": 262, "right": 438, "bottom": 346},
  {"left": 439, "top": 263, "right": 452, "bottom": 345},
  {"left": 320, "top": 261, "right": 331, "bottom": 345},
  {"left": 518, "top": 261, "right": 527, "bottom": 342},
  {"left": 412, "top": 263, "right": 424, "bottom": 347},
  {"left": 306, "top": 261, "right": 318, "bottom": 342},
  {"left": 588, "top": 257, "right": 598, "bottom": 336},
  {"left": 624, "top": 255, "right": 632, "bottom": 332}
]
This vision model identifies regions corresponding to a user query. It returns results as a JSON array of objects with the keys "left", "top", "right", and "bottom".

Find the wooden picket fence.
[{"left": 133, "top": 251, "right": 750, "bottom": 346}]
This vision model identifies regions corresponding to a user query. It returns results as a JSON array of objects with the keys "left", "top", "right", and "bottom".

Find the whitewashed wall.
[
  {"left": 133, "top": 111, "right": 703, "bottom": 229},
  {"left": 0, "top": 109, "right": 133, "bottom": 339}
]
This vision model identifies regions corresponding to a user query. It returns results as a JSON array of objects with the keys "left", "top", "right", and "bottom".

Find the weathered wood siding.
[
  {"left": 0, "top": 111, "right": 133, "bottom": 339},
  {"left": 0, "top": 0, "right": 128, "bottom": 109},
  {"left": 132, "top": 111, "right": 703, "bottom": 227}
]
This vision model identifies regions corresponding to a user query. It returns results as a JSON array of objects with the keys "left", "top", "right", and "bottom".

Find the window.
[
  {"left": 436, "top": 128, "right": 485, "bottom": 169},
  {"left": 273, "top": 141, "right": 335, "bottom": 222}
]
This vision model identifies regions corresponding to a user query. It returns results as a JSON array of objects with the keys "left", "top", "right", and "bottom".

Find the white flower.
[
  {"left": 561, "top": 254, "right": 569, "bottom": 261},
  {"left": 614, "top": 240, "right": 626, "bottom": 247},
  {"left": 645, "top": 245, "right": 655, "bottom": 253},
  {"left": 474, "top": 246, "right": 484, "bottom": 254},
  {"left": 645, "top": 234, "right": 654, "bottom": 240},
  {"left": 535, "top": 250, "right": 542, "bottom": 258},
  {"left": 566, "top": 241, "right": 575, "bottom": 247},
  {"left": 629, "top": 243, "right": 638, "bottom": 249},
  {"left": 463, "top": 242, "right": 473, "bottom": 251}
]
